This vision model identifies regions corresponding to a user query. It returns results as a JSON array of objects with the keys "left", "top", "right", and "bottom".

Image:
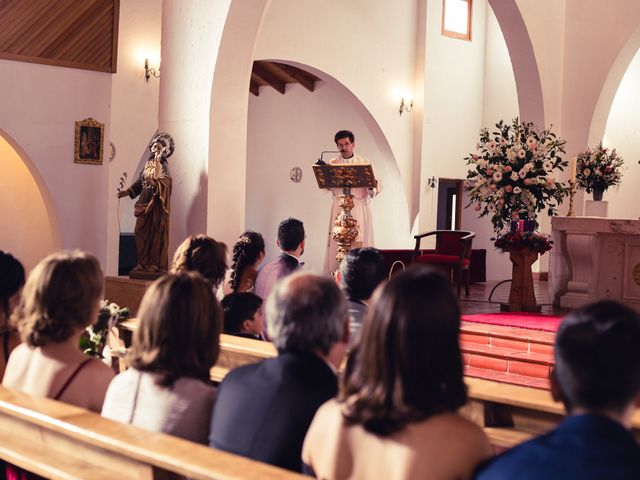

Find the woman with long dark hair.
[
  {"left": 302, "top": 266, "right": 491, "bottom": 479},
  {"left": 102, "top": 272, "right": 221, "bottom": 443}
]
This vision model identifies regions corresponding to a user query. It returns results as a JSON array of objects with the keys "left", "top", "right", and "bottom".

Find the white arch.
[
  {"left": 590, "top": 24, "right": 640, "bottom": 145},
  {"left": 488, "top": 0, "right": 544, "bottom": 126},
  {"left": 0, "top": 129, "right": 62, "bottom": 269}
]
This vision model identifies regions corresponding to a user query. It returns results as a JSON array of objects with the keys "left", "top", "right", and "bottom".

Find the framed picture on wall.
[{"left": 74, "top": 118, "right": 104, "bottom": 165}]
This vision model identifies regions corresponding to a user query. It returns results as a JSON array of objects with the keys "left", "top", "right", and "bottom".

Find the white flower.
[
  {"left": 518, "top": 149, "right": 527, "bottom": 158},
  {"left": 108, "top": 302, "right": 120, "bottom": 317},
  {"left": 477, "top": 159, "right": 488, "bottom": 168},
  {"left": 510, "top": 172, "right": 519, "bottom": 181},
  {"left": 488, "top": 203, "right": 496, "bottom": 213},
  {"left": 518, "top": 169, "right": 527, "bottom": 179},
  {"left": 487, "top": 141, "right": 497, "bottom": 150},
  {"left": 493, "top": 172, "right": 503, "bottom": 182},
  {"left": 524, "top": 162, "right": 534, "bottom": 171},
  {"left": 526, "top": 136, "right": 537, "bottom": 150},
  {"left": 543, "top": 160, "right": 553, "bottom": 172},
  {"left": 499, "top": 137, "right": 507, "bottom": 146},
  {"left": 513, "top": 186, "right": 522, "bottom": 194},
  {"left": 506, "top": 150, "right": 517, "bottom": 162},
  {"left": 583, "top": 168, "right": 591, "bottom": 177}
]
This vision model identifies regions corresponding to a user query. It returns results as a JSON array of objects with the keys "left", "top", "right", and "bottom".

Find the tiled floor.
[{"left": 458, "top": 279, "right": 565, "bottom": 390}]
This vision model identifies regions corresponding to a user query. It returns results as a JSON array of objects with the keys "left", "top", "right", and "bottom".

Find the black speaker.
[{"left": 118, "top": 233, "right": 137, "bottom": 276}]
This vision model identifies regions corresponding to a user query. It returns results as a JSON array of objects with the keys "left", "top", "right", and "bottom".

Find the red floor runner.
[{"left": 461, "top": 312, "right": 563, "bottom": 332}]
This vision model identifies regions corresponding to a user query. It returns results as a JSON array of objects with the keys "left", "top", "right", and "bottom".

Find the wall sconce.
[
  {"left": 399, "top": 97, "right": 413, "bottom": 115},
  {"left": 427, "top": 176, "right": 437, "bottom": 189},
  {"left": 144, "top": 58, "right": 160, "bottom": 82}
]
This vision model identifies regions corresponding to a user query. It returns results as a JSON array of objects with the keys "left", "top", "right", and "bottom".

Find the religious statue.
[{"left": 118, "top": 132, "right": 174, "bottom": 279}]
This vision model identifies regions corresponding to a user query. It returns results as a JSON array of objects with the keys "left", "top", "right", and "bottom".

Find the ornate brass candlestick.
[
  {"left": 332, "top": 187, "right": 359, "bottom": 267},
  {"left": 567, "top": 180, "right": 576, "bottom": 217}
]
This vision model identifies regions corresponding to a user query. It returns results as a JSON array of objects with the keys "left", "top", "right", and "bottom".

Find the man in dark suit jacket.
[
  {"left": 209, "top": 271, "right": 348, "bottom": 472},
  {"left": 475, "top": 300, "right": 640, "bottom": 480},
  {"left": 254, "top": 217, "right": 305, "bottom": 304}
]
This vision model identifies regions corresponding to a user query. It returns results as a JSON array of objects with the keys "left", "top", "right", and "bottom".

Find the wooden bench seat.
[
  {"left": 118, "top": 320, "right": 640, "bottom": 451},
  {"left": 0, "top": 385, "right": 305, "bottom": 480}
]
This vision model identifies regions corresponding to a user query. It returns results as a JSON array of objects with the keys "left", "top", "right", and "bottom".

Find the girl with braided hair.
[{"left": 221, "top": 231, "right": 265, "bottom": 297}]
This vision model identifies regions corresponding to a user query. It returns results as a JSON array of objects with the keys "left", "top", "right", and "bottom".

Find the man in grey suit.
[{"left": 209, "top": 271, "right": 348, "bottom": 472}]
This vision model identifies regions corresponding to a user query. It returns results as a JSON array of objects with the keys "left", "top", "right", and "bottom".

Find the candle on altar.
[{"left": 569, "top": 156, "right": 577, "bottom": 182}]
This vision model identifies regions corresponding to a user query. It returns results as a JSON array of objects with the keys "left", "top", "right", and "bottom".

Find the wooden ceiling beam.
[
  {"left": 252, "top": 63, "right": 286, "bottom": 94},
  {"left": 275, "top": 63, "right": 317, "bottom": 92},
  {"left": 249, "top": 78, "right": 260, "bottom": 96}
]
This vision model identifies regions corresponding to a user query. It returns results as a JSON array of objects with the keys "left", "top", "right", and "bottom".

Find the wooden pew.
[
  {"left": 0, "top": 385, "right": 305, "bottom": 480},
  {"left": 118, "top": 321, "right": 640, "bottom": 451}
]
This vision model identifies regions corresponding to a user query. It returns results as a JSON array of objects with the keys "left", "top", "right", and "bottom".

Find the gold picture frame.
[{"left": 74, "top": 118, "right": 104, "bottom": 165}]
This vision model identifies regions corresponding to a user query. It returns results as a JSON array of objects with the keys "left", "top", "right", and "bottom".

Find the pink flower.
[
  {"left": 504, "top": 185, "right": 513, "bottom": 192},
  {"left": 474, "top": 204, "right": 481, "bottom": 211},
  {"left": 504, "top": 166, "right": 512, "bottom": 172}
]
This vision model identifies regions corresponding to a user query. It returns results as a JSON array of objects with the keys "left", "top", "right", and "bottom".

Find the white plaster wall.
[
  {"left": 601, "top": 46, "right": 640, "bottom": 220},
  {"left": 247, "top": 82, "right": 411, "bottom": 271},
  {"left": 107, "top": 0, "right": 162, "bottom": 275},
  {"left": 419, "top": 0, "right": 488, "bottom": 235},
  {"left": 0, "top": 59, "right": 111, "bottom": 267},
  {"left": 461, "top": 6, "right": 519, "bottom": 281},
  {"left": 253, "top": 0, "right": 419, "bottom": 233},
  {"left": 0, "top": 136, "right": 59, "bottom": 271}
]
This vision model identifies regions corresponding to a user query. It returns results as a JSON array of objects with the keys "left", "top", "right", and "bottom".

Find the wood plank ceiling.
[
  {"left": 250, "top": 61, "right": 321, "bottom": 96},
  {"left": 0, "top": 0, "right": 119, "bottom": 73}
]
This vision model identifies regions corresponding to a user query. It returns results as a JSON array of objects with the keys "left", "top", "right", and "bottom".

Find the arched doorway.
[{"left": 0, "top": 130, "right": 61, "bottom": 270}]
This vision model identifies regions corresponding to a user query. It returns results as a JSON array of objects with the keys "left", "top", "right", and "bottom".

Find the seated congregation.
[{"left": 1, "top": 217, "right": 640, "bottom": 479}]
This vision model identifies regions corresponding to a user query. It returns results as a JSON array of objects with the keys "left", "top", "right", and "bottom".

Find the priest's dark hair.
[
  {"left": 553, "top": 300, "right": 640, "bottom": 414},
  {"left": 339, "top": 265, "right": 466, "bottom": 436},
  {"left": 334, "top": 130, "right": 354, "bottom": 144}
]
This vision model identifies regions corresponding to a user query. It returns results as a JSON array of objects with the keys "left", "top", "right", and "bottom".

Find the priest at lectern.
[{"left": 322, "top": 130, "right": 381, "bottom": 273}]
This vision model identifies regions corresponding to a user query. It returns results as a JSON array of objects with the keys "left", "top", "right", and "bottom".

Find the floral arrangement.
[
  {"left": 464, "top": 118, "right": 570, "bottom": 234},
  {"left": 493, "top": 231, "right": 553, "bottom": 255},
  {"left": 575, "top": 143, "right": 623, "bottom": 193},
  {"left": 80, "top": 300, "right": 129, "bottom": 358}
]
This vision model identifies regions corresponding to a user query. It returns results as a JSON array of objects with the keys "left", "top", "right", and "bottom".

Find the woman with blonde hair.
[
  {"left": 3, "top": 251, "right": 114, "bottom": 412},
  {"left": 101, "top": 271, "right": 221, "bottom": 443},
  {"left": 171, "top": 234, "right": 228, "bottom": 290},
  {"left": 222, "top": 231, "right": 265, "bottom": 296},
  {"left": 302, "top": 266, "right": 492, "bottom": 479}
]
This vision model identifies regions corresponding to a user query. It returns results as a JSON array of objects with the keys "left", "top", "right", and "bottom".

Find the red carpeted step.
[
  {"left": 465, "top": 367, "right": 550, "bottom": 390},
  {"left": 461, "top": 342, "right": 554, "bottom": 380}
]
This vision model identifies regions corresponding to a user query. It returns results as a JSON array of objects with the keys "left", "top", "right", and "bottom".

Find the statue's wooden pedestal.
[
  {"left": 500, "top": 249, "right": 541, "bottom": 313},
  {"left": 104, "top": 276, "right": 153, "bottom": 316}
]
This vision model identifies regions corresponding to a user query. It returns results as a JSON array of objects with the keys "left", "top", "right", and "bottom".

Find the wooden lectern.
[{"left": 313, "top": 163, "right": 377, "bottom": 267}]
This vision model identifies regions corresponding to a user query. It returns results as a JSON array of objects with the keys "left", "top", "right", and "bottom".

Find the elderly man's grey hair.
[{"left": 266, "top": 272, "right": 347, "bottom": 355}]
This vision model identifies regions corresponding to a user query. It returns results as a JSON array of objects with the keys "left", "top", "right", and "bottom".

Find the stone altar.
[{"left": 550, "top": 217, "right": 640, "bottom": 311}]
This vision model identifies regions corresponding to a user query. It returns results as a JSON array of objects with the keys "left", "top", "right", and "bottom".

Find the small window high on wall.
[{"left": 442, "top": 0, "right": 472, "bottom": 41}]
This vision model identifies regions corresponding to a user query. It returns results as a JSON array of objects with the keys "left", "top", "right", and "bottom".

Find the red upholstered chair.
[{"left": 412, "top": 230, "right": 475, "bottom": 296}]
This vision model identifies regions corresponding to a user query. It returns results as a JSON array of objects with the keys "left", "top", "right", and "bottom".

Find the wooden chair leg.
[{"left": 464, "top": 269, "right": 470, "bottom": 296}]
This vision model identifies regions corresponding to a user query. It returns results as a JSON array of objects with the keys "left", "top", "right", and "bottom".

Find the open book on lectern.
[{"left": 312, "top": 163, "right": 377, "bottom": 190}]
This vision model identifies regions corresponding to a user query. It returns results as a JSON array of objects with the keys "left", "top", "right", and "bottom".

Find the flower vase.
[{"left": 592, "top": 188, "right": 604, "bottom": 201}]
